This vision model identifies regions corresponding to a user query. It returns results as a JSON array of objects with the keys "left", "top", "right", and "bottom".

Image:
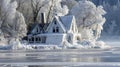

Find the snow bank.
[
  {"left": 95, "top": 41, "right": 111, "bottom": 49},
  {"left": 0, "top": 38, "right": 110, "bottom": 50},
  {"left": 8, "top": 39, "right": 33, "bottom": 50},
  {"left": 0, "top": 40, "right": 110, "bottom": 50},
  {"left": 63, "top": 40, "right": 111, "bottom": 49}
]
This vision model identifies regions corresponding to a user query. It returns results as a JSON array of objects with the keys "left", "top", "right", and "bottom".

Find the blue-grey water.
[{"left": 0, "top": 46, "right": 120, "bottom": 67}]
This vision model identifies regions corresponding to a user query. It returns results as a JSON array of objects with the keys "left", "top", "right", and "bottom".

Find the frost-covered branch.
[
  {"left": 0, "top": 0, "right": 27, "bottom": 41},
  {"left": 70, "top": 0, "right": 106, "bottom": 40},
  {"left": 31, "top": 0, "right": 48, "bottom": 23}
]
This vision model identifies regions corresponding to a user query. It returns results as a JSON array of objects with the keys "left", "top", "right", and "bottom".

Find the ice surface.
[
  {"left": 0, "top": 37, "right": 120, "bottom": 67},
  {"left": 100, "top": 36, "right": 120, "bottom": 47},
  {"left": 0, "top": 48, "right": 120, "bottom": 67}
]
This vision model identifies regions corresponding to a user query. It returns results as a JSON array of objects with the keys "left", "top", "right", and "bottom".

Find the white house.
[{"left": 27, "top": 13, "right": 81, "bottom": 46}]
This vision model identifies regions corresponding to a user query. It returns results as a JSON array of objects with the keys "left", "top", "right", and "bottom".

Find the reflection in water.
[{"left": 0, "top": 48, "right": 120, "bottom": 67}]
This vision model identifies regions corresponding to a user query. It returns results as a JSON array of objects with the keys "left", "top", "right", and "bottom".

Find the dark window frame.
[
  {"left": 53, "top": 26, "right": 59, "bottom": 33},
  {"left": 54, "top": 21, "right": 57, "bottom": 25},
  {"left": 56, "top": 27, "right": 59, "bottom": 33}
]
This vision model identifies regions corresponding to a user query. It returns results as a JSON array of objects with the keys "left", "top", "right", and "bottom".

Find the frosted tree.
[
  {"left": 7, "top": 0, "right": 69, "bottom": 34},
  {"left": 44, "top": 0, "right": 69, "bottom": 22},
  {"left": 0, "top": 0, "right": 27, "bottom": 40},
  {"left": 107, "top": 20, "right": 117, "bottom": 35},
  {"left": 30, "top": 0, "right": 49, "bottom": 23},
  {"left": 70, "top": 0, "right": 106, "bottom": 40},
  {"left": 16, "top": 0, "right": 25, "bottom": 9},
  {"left": 62, "top": 0, "right": 77, "bottom": 9},
  {"left": 102, "top": 0, "right": 120, "bottom": 36},
  {"left": 51, "top": 0, "right": 69, "bottom": 16},
  {"left": 30, "top": 0, "right": 69, "bottom": 23}
]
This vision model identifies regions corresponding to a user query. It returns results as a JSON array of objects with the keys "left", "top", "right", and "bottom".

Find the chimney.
[{"left": 41, "top": 13, "right": 46, "bottom": 24}]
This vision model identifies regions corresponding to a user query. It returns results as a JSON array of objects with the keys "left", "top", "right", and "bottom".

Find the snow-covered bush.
[
  {"left": 62, "top": 0, "right": 77, "bottom": 9},
  {"left": 9, "top": 38, "right": 33, "bottom": 50},
  {"left": 16, "top": 0, "right": 69, "bottom": 26}
]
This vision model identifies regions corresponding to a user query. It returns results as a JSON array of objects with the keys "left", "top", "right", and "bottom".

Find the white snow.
[
  {"left": 5, "top": 40, "right": 110, "bottom": 50},
  {"left": 0, "top": 0, "right": 111, "bottom": 50},
  {"left": 60, "top": 15, "right": 74, "bottom": 30},
  {"left": 70, "top": 0, "right": 106, "bottom": 40},
  {"left": 0, "top": 0, "right": 27, "bottom": 40}
]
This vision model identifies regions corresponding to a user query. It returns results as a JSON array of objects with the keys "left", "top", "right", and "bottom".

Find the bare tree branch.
[
  {"left": 31, "top": 0, "right": 48, "bottom": 23},
  {"left": 46, "top": 0, "right": 55, "bottom": 23}
]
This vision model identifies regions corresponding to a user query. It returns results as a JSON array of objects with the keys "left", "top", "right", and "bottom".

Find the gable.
[
  {"left": 31, "top": 25, "right": 40, "bottom": 34},
  {"left": 60, "top": 15, "right": 78, "bottom": 33},
  {"left": 71, "top": 17, "right": 78, "bottom": 33},
  {"left": 46, "top": 16, "right": 66, "bottom": 33},
  {"left": 60, "top": 15, "right": 73, "bottom": 31},
  {"left": 31, "top": 24, "right": 45, "bottom": 34}
]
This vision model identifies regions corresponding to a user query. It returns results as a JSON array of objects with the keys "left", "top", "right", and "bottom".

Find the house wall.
[
  {"left": 47, "top": 20, "right": 65, "bottom": 33},
  {"left": 66, "top": 33, "right": 81, "bottom": 44},
  {"left": 28, "top": 35, "right": 46, "bottom": 44},
  {"left": 46, "top": 34, "right": 66, "bottom": 45},
  {"left": 66, "top": 33, "right": 73, "bottom": 44},
  {"left": 73, "top": 34, "right": 81, "bottom": 43}
]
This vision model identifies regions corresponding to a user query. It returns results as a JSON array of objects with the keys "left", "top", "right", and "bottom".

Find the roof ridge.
[
  {"left": 60, "top": 15, "right": 74, "bottom": 30},
  {"left": 57, "top": 16, "right": 66, "bottom": 32},
  {"left": 59, "top": 16, "right": 65, "bottom": 27}
]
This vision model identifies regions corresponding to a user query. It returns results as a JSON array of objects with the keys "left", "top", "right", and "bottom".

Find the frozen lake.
[{"left": 0, "top": 45, "right": 120, "bottom": 67}]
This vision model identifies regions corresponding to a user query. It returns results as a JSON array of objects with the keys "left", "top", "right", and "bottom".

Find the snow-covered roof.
[
  {"left": 30, "top": 23, "right": 49, "bottom": 34},
  {"left": 46, "top": 16, "right": 66, "bottom": 32},
  {"left": 55, "top": 16, "right": 66, "bottom": 32},
  {"left": 46, "top": 15, "right": 75, "bottom": 32},
  {"left": 59, "top": 15, "right": 74, "bottom": 31},
  {"left": 29, "top": 15, "right": 76, "bottom": 34}
]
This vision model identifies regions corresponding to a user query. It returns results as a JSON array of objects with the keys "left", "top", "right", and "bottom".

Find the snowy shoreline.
[{"left": 0, "top": 43, "right": 110, "bottom": 50}]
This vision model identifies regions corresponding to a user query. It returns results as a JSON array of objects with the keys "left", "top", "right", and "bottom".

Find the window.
[
  {"left": 28, "top": 37, "right": 34, "bottom": 43},
  {"left": 53, "top": 27, "right": 56, "bottom": 33},
  {"left": 32, "top": 37, "right": 34, "bottom": 42},
  {"left": 36, "top": 37, "right": 38, "bottom": 42},
  {"left": 54, "top": 21, "right": 57, "bottom": 24},
  {"left": 38, "top": 37, "right": 41, "bottom": 42},
  {"left": 68, "top": 36, "right": 71, "bottom": 43},
  {"left": 36, "top": 28, "right": 39, "bottom": 33},
  {"left": 28, "top": 38, "right": 32, "bottom": 42},
  {"left": 56, "top": 27, "right": 59, "bottom": 33},
  {"left": 36, "top": 37, "right": 42, "bottom": 43},
  {"left": 53, "top": 26, "right": 59, "bottom": 33},
  {"left": 77, "top": 37, "right": 80, "bottom": 40},
  {"left": 42, "top": 36, "right": 46, "bottom": 43}
]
